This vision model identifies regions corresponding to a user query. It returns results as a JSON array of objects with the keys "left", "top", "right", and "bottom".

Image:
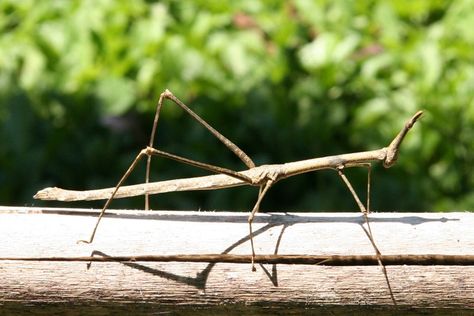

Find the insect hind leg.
[{"left": 144, "top": 90, "right": 256, "bottom": 210}]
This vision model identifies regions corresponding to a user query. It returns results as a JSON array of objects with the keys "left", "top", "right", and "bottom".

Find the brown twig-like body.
[
  {"left": 34, "top": 118, "right": 421, "bottom": 202},
  {"left": 34, "top": 90, "right": 423, "bottom": 304}
]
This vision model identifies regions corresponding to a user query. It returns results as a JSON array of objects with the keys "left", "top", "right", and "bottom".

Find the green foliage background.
[{"left": 1, "top": 1, "right": 473, "bottom": 212}]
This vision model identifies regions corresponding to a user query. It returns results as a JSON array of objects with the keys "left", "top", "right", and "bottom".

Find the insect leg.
[
  {"left": 145, "top": 147, "right": 254, "bottom": 184},
  {"left": 248, "top": 179, "right": 274, "bottom": 271},
  {"left": 343, "top": 162, "right": 372, "bottom": 212},
  {"left": 77, "top": 148, "right": 149, "bottom": 244},
  {"left": 144, "top": 90, "right": 256, "bottom": 210},
  {"left": 78, "top": 147, "right": 256, "bottom": 244},
  {"left": 78, "top": 145, "right": 257, "bottom": 244},
  {"left": 337, "top": 166, "right": 368, "bottom": 214},
  {"left": 336, "top": 165, "right": 397, "bottom": 305}
]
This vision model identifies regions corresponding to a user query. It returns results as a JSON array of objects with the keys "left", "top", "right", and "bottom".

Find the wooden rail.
[{"left": 0, "top": 206, "right": 473, "bottom": 312}]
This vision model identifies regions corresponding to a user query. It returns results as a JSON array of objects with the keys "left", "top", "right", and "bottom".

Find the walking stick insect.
[{"left": 35, "top": 89, "right": 423, "bottom": 274}]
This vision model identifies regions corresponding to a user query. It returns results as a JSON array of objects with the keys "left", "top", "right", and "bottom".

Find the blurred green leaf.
[
  {"left": 0, "top": 1, "right": 472, "bottom": 212},
  {"left": 19, "top": 46, "right": 46, "bottom": 89},
  {"left": 299, "top": 33, "right": 339, "bottom": 70},
  {"left": 95, "top": 77, "right": 136, "bottom": 115}
]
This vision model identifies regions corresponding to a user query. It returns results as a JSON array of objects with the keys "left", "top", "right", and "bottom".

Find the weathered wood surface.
[{"left": 0, "top": 206, "right": 473, "bottom": 310}]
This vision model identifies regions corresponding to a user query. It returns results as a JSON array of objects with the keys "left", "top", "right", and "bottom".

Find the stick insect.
[{"left": 35, "top": 89, "right": 423, "bottom": 273}]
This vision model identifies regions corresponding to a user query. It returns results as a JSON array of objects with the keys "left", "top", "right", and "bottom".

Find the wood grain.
[{"left": 0, "top": 206, "right": 473, "bottom": 309}]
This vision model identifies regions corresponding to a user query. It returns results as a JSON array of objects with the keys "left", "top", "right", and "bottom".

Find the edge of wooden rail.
[{"left": 1, "top": 205, "right": 473, "bottom": 312}]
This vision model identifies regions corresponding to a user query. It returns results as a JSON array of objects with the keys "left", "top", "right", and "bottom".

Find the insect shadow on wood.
[{"left": 34, "top": 90, "right": 423, "bottom": 304}]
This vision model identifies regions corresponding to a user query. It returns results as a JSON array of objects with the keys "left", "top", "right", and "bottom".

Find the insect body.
[{"left": 35, "top": 89, "right": 423, "bottom": 275}]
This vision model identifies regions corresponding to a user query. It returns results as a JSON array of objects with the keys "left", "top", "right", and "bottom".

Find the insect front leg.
[
  {"left": 338, "top": 162, "right": 372, "bottom": 213},
  {"left": 336, "top": 164, "right": 378, "bottom": 251},
  {"left": 336, "top": 164, "right": 368, "bottom": 214},
  {"left": 336, "top": 163, "right": 396, "bottom": 305}
]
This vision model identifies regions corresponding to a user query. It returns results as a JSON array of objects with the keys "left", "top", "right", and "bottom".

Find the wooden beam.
[{"left": 0, "top": 206, "right": 473, "bottom": 312}]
